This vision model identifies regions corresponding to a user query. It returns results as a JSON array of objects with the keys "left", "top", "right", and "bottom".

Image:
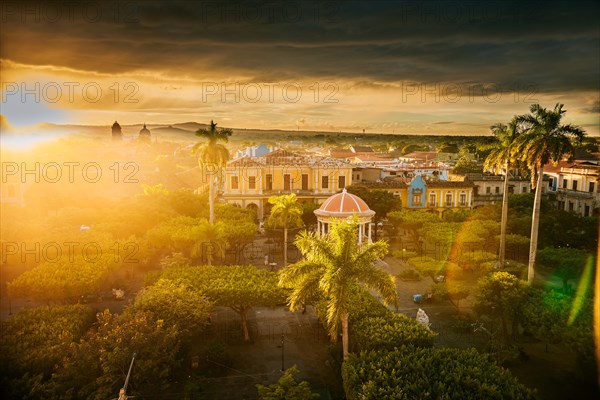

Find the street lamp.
[
  {"left": 117, "top": 353, "right": 136, "bottom": 400},
  {"left": 280, "top": 332, "right": 285, "bottom": 372}
]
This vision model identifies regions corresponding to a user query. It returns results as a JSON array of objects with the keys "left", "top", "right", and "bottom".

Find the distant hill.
[{"left": 153, "top": 125, "right": 194, "bottom": 134}]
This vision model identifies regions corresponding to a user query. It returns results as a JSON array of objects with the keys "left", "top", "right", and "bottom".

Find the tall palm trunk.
[
  {"left": 341, "top": 309, "right": 349, "bottom": 361},
  {"left": 497, "top": 162, "right": 510, "bottom": 268},
  {"left": 208, "top": 174, "right": 215, "bottom": 224},
  {"left": 283, "top": 224, "right": 288, "bottom": 267},
  {"left": 527, "top": 165, "right": 544, "bottom": 285}
]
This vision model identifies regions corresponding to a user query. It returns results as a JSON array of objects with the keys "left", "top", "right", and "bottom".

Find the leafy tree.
[
  {"left": 8, "top": 252, "right": 119, "bottom": 303},
  {"left": 168, "top": 188, "right": 209, "bottom": 218},
  {"left": 267, "top": 194, "right": 304, "bottom": 267},
  {"left": 147, "top": 216, "right": 213, "bottom": 259},
  {"left": 473, "top": 272, "right": 528, "bottom": 343},
  {"left": 342, "top": 347, "right": 535, "bottom": 400},
  {"left": 442, "top": 209, "right": 471, "bottom": 222},
  {"left": 484, "top": 120, "right": 523, "bottom": 268},
  {"left": 220, "top": 221, "right": 258, "bottom": 263},
  {"left": 515, "top": 104, "right": 585, "bottom": 284},
  {"left": 537, "top": 247, "right": 588, "bottom": 293},
  {"left": 142, "top": 183, "right": 169, "bottom": 197},
  {"left": 161, "top": 265, "right": 286, "bottom": 341},
  {"left": 0, "top": 304, "right": 95, "bottom": 398},
  {"left": 401, "top": 143, "right": 428, "bottom": 154},
  {"left": 519, "top": 287, "right": 570, "bottom": 351},
  {"left": 89, "top": 310, "right": 182, "bottom": 399},
  {"left": 215, "top": 203, "right": 256, "bottom": 223},
  {"left": 407, "top": 257, "right": 446, "bottom": 283},
  {"left": 130, "top": 278, "right": 213, "bottom": 338},
  {"left": 279, "top": 220, "right": 398, "bottom": 360},
  {"left": 451, "top": 155, "right": 481, "bottom": 174},
  {"left": 256, "top": 365, "right": 319, "bottom": 400},
  {"left": 460, "top": 143, "right": 477, "bottom": 154},
  {"left": 388, "top": 210, "right": 438, "bottom": 247},
  {"left": 192, "top": 120, "right": 232, "bottom": 224},
  {"left": 436, "top": 142, "right": 459, "bottom": 153},
  {"left": 301, "top": 202, "right": 319, "bottom": 229}
]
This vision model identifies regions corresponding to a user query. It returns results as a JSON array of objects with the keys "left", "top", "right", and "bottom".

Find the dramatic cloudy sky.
[{"left": 1, "top": 0, "right": 599, "bottom": 135}]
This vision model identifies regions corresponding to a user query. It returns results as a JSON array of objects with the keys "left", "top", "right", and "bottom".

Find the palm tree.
[
  {"left": 483, "top": 119, "right": 522, "bottom": 268},
  {"left": 279, "top": 220, "right": 398, "bottom": 360},
  {"left": 515, "top": 104, "right": 585, "bottom": 284},
  {"left": 192, "top": 120, "right": 232, "bottom": 224},
  {"left": 267, "top": 194, "right": 303, "bottom": 267}
]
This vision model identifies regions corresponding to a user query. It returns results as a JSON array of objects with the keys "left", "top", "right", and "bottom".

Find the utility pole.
[{"left": 118, "top": 353, "right": 136, "bottom": 400}]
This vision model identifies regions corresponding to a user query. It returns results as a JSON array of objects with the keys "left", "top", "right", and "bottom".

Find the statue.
[{"left": 416, "top": 308, "right": 431, "bottom": 330}]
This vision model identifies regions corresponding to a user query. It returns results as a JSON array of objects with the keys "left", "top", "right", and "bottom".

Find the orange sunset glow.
[{"left": 1, "top": 2, "right": 598, "bottom": 400}]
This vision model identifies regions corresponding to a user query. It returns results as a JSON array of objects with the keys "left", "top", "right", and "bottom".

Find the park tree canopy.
[{"left": 161, "top": 265, "right": 287, "bottom": 341}]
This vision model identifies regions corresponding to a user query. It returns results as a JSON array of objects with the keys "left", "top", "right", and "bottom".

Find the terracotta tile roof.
[{"left": 315, "top": 188, "right": 375, "bottom": 217}]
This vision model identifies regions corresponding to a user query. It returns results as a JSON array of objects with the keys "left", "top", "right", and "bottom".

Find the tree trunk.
[
  {"left": 240, "top": 309, "right": 250, "bottom": 341},
  {"left": 209, "top": 174, "right": 215, "bottom": 225},
  {"left": 527, "top": 166, "right": 544, "bottom": 285},
  {"left": 501, "top": 316, "right": 509, "bottom": 344},
  {"left": 283, "top": 224, "right": 288, "bottom": 267},
  {"left": 342, "top": 310, "right": 349, "bottom": 361},
  {"left": 497, "top": 162, "right": 510, "bottom": 268}
]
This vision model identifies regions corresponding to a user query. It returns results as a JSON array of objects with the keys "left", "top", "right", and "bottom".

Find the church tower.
[{"left": 112, "top": 121, "right": 123, "bottom": 140}]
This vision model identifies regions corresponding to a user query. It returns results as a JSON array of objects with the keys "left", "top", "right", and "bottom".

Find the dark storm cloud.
[{"left": 1, "top": 0, "right": 598, "bottom": 93}]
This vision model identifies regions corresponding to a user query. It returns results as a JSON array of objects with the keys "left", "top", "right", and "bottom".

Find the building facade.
[
  {"left": 360, "top": 175, "right": 474, "bottom": 214},
  {"left": 544, "top": 161, "right": 600, "bottom": 217},
  {"left": 222, "top": 150, "right": 354, "bottom": 220}
]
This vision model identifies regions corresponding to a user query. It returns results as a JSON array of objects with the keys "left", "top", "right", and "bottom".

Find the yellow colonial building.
[
  {"left": 222, "top": 150, "right": 354, "bottom": 219},
  {"left": 360, "top": 175, "right": 474, "bottom": 215}
]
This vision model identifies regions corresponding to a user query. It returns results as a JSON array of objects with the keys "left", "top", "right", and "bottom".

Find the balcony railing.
[
  {"left": 556, "top": 188, "right": 595, "bottom": 198},
  {"left": 262, "top": 189, "right": 325, "bottom": 196}
]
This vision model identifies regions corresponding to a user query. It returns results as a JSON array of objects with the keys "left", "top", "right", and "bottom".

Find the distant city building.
[
  {"left": 458, "top": 173, "right": 536, "bottom": 207},
  {"left": 138, "top": 123, "right": 151, "bottom": 142},
  {"left": 112, "top": 121, "right": 122, "bottom": 140},
  {"left": 399, "top": 151, "right": 466, "bottom": 163},
  {"left": 0, "top": 173, "right": 26, "bottom": 207},
  {"left": 235, "top": 144, "right": 274, "bottom": 158},
  {"left": 352, "top": 167, "right": 383, "bottom": 183}
]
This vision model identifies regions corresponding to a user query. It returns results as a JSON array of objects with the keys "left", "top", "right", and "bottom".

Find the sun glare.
[{"left": 0, "top": 133, "right": 61, "bottom": 151}]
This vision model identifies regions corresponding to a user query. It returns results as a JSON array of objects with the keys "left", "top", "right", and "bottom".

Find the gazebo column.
[
  {"left": 358, "top": 223, "right": 363, "bottom": 245},
  {"left": 368, "top": 222, "right": 372, "bottom": 242}
]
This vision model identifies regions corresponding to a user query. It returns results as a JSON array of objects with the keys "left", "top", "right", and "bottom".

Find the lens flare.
[{"left": 567, "top": 255, "right": 596, "bottom": 326}]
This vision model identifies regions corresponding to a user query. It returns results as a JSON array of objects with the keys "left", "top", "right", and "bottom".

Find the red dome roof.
[{"left": 314, "top": 189, "right": 375, "bottom": 218}]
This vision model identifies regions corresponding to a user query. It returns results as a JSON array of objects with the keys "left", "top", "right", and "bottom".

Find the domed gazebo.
[{"left": 314, "top": 188, "right": 375, "bottom": 244}]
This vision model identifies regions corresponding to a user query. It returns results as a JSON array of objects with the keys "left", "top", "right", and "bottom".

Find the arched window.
[
  {"left": 429, "top": 193, "right": 436, "bottom": 206},
  {"left": 445, "top": 192, "right": 453, "bottom": 206},
  {"left": 459, "top": 192, "right": 467, "bottom": 206}
]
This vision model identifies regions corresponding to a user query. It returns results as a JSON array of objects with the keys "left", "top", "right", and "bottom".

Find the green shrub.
[
  {"left": 397, "top": 269, "right": 421, "bottom": 281},
  {"left": 342, "top": 347, "right": 536, "bottom": 400},
  {"left": 353, "top": 314, "right": 436, "bottom": 351}
]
